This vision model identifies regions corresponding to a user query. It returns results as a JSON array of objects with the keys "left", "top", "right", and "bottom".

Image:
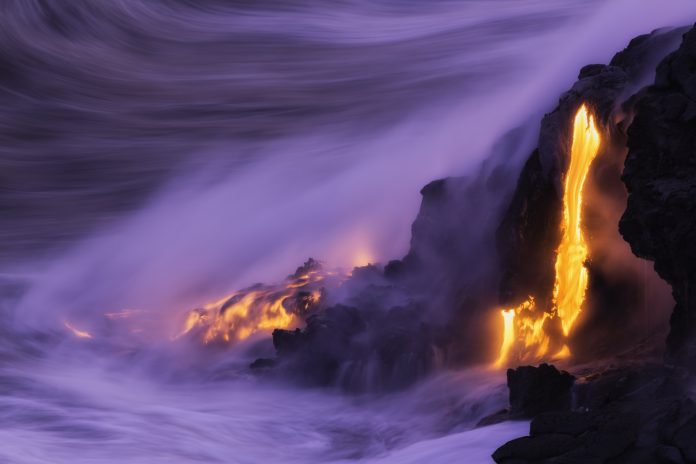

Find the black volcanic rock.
[
  {"left": 497, "top": 63, "right": 629, "bottom": 312},
  {"left": 249, "top": 358, "right": 276, "bottom": 369},
  {"left": 266, "top": 303, "right": 443, "bottom": 391},
  {"left": 271, "top": 305, "right": 366, "bottom": 386},
  {"left": 496, "top": 25, "right": 684, "bottom": 307},
  {"left": 491, "top": 25, "right": 696, "bottom": 464},
  {"left": 493, "top": 365, "right": 693, "bottom": 464},
  {"left": 249, "top": 25, "right": 689, "bottom": 393},
  {"left": 496, "top": 148, "right": 561, "bottom": 309},
  {"left": 497, "top": 25, "right": 686, "bottom": 356},
  {"left": 620, "top": 24, "right": 696, "bottom": 367},
  {"left": 383, "top": 124, "right": 537, "bottom": 365},
  {"left": 493, "top": 434, "right": 581, "bottom": 463},
  {"left": 508, "top": 364, "right": 575, "bottom": 418}
]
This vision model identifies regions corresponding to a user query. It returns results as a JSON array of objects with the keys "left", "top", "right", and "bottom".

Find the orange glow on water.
[{"left": 494, "top": 104, "right": 600, "bottom": 367}]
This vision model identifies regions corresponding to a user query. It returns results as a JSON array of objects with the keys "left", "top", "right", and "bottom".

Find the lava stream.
[{"left": 494, "top": 104, "right": 600, "bottom": 367}]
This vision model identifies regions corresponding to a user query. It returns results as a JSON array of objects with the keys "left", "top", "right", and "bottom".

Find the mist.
[{"left": 2, "top": 0, "right": 696, "bottom": 462}]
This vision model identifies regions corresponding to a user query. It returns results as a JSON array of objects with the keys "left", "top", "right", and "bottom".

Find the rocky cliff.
[
  {"left": 621, "top": 25, "right": 696, "bottom": 367},
  {"left": 498, "top": 25, "right": 685, "bottom": 359},
  {"left": 493, "top": 21, "right": 696, "bottom": 464}
]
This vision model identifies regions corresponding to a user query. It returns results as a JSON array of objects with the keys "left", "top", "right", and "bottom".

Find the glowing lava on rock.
[
  {"left": 554, "top": 104, "right": 602, "bottom": 336},
  {"left": 179, "top": 259, "right": 344, "bottom": 344},
  {"left": 494, "top": 104, "right": 601, "bottom": 368}
]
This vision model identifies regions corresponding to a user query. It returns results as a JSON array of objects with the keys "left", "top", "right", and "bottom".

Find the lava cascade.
[{"left": 495, "top": 104, "right": 600, "bottom": 367}]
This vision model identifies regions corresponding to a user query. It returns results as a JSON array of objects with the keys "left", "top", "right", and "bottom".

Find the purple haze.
[{"left": 1, "top": 1, "right": 696, "bottom": 462}]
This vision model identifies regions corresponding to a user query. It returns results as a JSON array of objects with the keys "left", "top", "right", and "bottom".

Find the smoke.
[
  {"left": 2, "top": 1, "right": 696, "bottom": 462},
  {"left": 11, "top": 0, "right": 696, "bottom": 339},
  {"left": 4, "top": 1, "right": 582, "bottom": 332}
]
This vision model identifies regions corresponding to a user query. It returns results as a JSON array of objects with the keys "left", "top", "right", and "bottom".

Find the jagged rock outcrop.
[
  {"left": 493, "top": 364, "right": 691, "bottom": 464},
  {"left": 497, "top": 26, "right": 685, "bottom": 358},
  {"left": 479, "top": 364, "right": 575, "bottom": 427},
  {"left": 497, "top": 63, "right": 629, "bottom": 311},
  {"left": 507, "top": 364, "right": 575, "bottom": 418},
  {"left": 493, "top": 25, "right": 696, "bottom": 464},
  {"left": 387, "top": 124, "right": 533, "bottom": 315},
  {"left": 620, "top": 25, "right": 696, "bottom": 367},
  {"left": 252, "top": 25, "right": 692, "bottom": 392},
  {"left": 268, "top": 304, "right": 443, "bottom": 391},
  {"left": 255, "top": 125, "right": 535, "bottom": 388}
]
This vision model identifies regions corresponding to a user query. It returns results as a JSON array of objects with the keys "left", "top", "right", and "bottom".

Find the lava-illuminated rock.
[
  {"left": 621, "top": 25, "right": 696, "bottom": 367},
  {"left": 507, "top": 363, "right": 574, "bottom": 418},
  {"left": 494, "top": 25, "right": 686, "bottom": 365}
]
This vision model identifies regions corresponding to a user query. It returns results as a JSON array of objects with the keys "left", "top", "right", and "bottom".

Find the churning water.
[{"left": 2, "top": 1, "right": 696, "bottom": 462}]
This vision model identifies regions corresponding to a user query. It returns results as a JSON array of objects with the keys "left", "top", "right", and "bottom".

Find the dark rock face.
[
  {"left": 499, "top": 28, "right": 687, "bottom": 307},
  {"left": 393, "top": 124, "right": 535, "bottom": 322},
  {"left": 620, "top": 25, "right": 696, "bottom": 366},
  {"left": 497, "top": 148, "right": 561, "bottom": 310},
  {"left": 478, "top": 363, "right": 575, "bottom": 429},
  {"left": 493, "top": 365, "right": 692, "bottom": 464},
  {"left": 251, "top": 146, "right": 527, "bottom": 390},
  {"left": 270, "top": 304, "right": 443, "bottom": 391},
  {"left": 498, "top": 25, "right": 685, "bottom": 357},
  {"left": 493, "top": 434, "right": 581, "bottom": 463},
  {"left": 492, "top": 26, "right": 696, "bottom": 464},
  {"left": 610, "top": 27, "right": 690, "bottom": 86},
  {"left": 497, "top": 63, "right": 628, "bottom": 313},
  {"left": 250, "top": 26, "right": 690, "bottom": 392},
  {"left": 384, "top": 123, "right": 548, "bottom": 372},
  {"left": 507, "top": 364, "right": 575, "bottom": 418}
]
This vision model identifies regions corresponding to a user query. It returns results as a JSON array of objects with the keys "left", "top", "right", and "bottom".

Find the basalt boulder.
[
  {"left": 620, "top": 24, "right": 696, "bottom": 367},
  {"left": 259, "top": 303, "right": 444, "bottom": 391},
  {"left": 507, "top": 363, "right": 575, "bottom": 418},
  {"left": 493, "top": 365, "right": 693, "bottom": 464}
]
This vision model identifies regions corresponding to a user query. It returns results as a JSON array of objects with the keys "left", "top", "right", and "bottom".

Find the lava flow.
[
  {"left": 179, "top": 259, "right": 344, "bottom": 344},
  {"left": 494, "top": 104, "right": 601, "bottom": 367}
]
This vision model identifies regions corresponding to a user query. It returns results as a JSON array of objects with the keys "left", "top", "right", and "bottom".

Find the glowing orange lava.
[
  {"left": 494, "top": 104, "right": 600, "bottom": 367},
  {"left": 554, "top": 104, "right": 601, "bottom": 335},
  {"left": 179, "top": 260, "right": 343, "bottom": 344}
]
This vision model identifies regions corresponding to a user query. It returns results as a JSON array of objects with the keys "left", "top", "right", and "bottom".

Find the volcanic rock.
[
  {"left": 493, "top": 365, "right": 696, "bottom": 463},
  {"left": 262, "top": 303, "right": 444, "bottom": 391},
  {"left": 496, "top": 26, "right": 685, "bottom": 357},
  {"left": 492, "top": 434, "right": 581, "bottom": 462},
  {"left": 249, "top": 358, "right": 276, "bottom": 369},
  {"left": 620, "top": 24, "right": 696, "bottom": 367},
  {"left": 493, "top": 364, "right": 694, "bottom": 464},
  {"left": 270, "top": 305, "right": 366, "bottom": 385},
  {"left": 497, "top": 62, "right": 629, "bottom": 312},
  {"left": 507, "top": 364, "right": 575, "bottom": 418},
  {"left": 478, "top": 363, "right": 575, "bottom": 427}
]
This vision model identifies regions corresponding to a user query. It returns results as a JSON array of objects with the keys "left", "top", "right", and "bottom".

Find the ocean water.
[{"left": 2, "top": 1, "right": 696, "bottom": 462}]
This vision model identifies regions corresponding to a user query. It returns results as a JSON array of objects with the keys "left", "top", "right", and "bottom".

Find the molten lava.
[
  {"left": 554, "top": 104, "right": 601, "bottom": 335},
  {"left": 494, "top": 104, "right": 600, "bottom": 367},
  {"left": 179, "top": 259, "right": 343, "bottom": 344},
  {"left": 494, "top": 308, "right": 516, "bottom": 369}
]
